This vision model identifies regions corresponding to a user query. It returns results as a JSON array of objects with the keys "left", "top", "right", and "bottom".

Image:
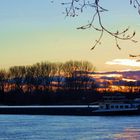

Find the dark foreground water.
[{"left": 0, "top": 115, "right": 140, "bottom": 140}]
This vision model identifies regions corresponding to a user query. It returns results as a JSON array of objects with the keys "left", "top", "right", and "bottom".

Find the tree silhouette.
[
  {"left": 9, "top": 66, "right": 26, "bottom": 93},
  {"left": 0, "top": 70, "right": 6, "bottom": 93},
  {"left": 61, "top": 0, "right": 140, "bottom": 51}
]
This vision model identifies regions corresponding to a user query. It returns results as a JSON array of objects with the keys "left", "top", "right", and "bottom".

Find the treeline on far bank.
[
  {"left": 0, "top": 60, "right": 101, "bottom": 105},
  {"left": 0, "top": 60, "right": 139, "bottom": 105}
]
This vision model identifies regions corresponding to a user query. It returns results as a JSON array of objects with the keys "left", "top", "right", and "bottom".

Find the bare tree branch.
[
  {"left": 130, "top": 0, "right": 140, "bottom": 14},
  {"left": 62, "top": 0, "right": 139, "bottom": 51}
]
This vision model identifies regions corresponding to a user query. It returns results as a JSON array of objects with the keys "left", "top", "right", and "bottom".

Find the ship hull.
[{"left": 0, "top": 106, "right": 140, "bottom": 116}]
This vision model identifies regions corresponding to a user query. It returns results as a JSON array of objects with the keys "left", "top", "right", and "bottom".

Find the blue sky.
[{"left": 0, "top": 0, "right": 140, "bottom": 71}]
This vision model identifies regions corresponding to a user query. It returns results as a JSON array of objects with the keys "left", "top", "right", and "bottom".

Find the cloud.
[{"left": 106, "top": 59, "right": 140, "bottom": 67}]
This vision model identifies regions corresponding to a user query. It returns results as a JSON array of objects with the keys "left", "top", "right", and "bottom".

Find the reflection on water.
[
  {"left": 114, "top": 128, "right": 140, "bottom": 140},
  {"left": 0, "top": 115, "right": 140, "bottom": 140}
]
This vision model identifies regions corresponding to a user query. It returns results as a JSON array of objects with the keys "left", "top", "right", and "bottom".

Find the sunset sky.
[{"left": 0, "top": 0, "right": 140, "bottom": 71}]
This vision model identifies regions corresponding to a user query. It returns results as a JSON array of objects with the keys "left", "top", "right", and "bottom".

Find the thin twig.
[{"left": 62, "top": 0, "right": 139, "bottom": 51}]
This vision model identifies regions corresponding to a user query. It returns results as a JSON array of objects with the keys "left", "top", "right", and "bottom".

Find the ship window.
[
  {"left": 111, "top": 106, "right": 114, "bottom": 108},
  {"left": 106, "top": 104, "right": 109, "bottom": 109},
  {"left": 120, "top": 105, "right": 123, "bottom": 108},
  {"left": 100, "top": 106, "right": 103, "bottom": 109},
  {"left": 115, "top": 106, "right": 118, "bottom": 108},
  {"left": 125, "top": 105, "right": 128, "bottom": 108}
]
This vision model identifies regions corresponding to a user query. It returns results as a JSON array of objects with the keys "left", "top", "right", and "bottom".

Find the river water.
[{"left": 0, "top": 115, "right": 140, "bottom": 140}]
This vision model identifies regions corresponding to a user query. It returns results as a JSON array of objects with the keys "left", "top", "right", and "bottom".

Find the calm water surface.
[{"left": 0, "top": 115, "right": 140, "bottom": 140}]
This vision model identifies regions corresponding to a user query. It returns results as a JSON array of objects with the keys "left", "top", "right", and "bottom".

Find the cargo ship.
[{"left": 0, "top": 95, "right": 140, "bottom": 115}]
